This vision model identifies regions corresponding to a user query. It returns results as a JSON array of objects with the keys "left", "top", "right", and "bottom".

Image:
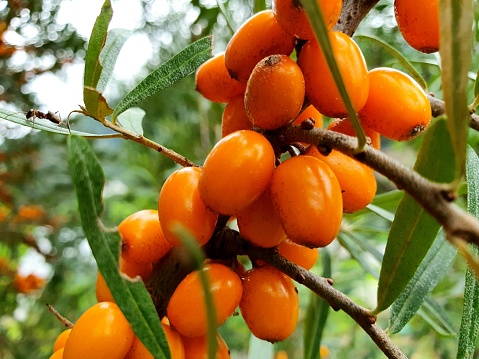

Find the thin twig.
[
  {"left": 46, "top": 303, "right": 74, "bottom": 328},
  {"left": 428, "top": 94, "right": 479, "bottom": 132}
]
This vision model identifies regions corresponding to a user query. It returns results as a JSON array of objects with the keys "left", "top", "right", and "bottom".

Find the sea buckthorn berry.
[
  {"left": 49, "top": 348, "right": 64, "bottom": 359},
  {"left": 221, "top": 96, "right": 252, "bottom": 137},
  {"left": 63, "top": 302, "right": 134, "bottom": 359},
  {"left": 298, "top": 31, "right": 369, "bottom": 118},
  {"left": 195, "top": 52, "right": 246, "bottom": 103},
  {"left": 277, "top": 239, "right": 319, "bottom": 270},
  {"left": 14, "top": 272, "right": 46, "bottom": 294},
  {"left": 125, "top": 323, "right": 185, "bottom": 359},
  {"left": 237, "top": 185, "right": 287, "bottom": 248},
  {"left": 328, "top": 118, "right": 381, "bottom": 150},
  {"left": 199, "top": 130, "right": 275, "bottom": 215},
  {"left": 239, "top": 265, "right": 299, "bottom": 342},
  {"left": 96, "top": 271, "right": 115, "bottom": 303},
  {"left": 245, "top": 55, "right": 305, "bottom": 130},
  {"left": 358, "top": 67, "right": 431, "bottom": 141},
  {"left": 119, "top": 209, "right": 172, "bottom": 265},
  {"left": 306, "top": 146, "right": 377, "bottom": 213},
  {"left": 293, "top": 104, "right": 323, "bottom": 128},
  {"left": 181, "top": 332, "right": 231, "bottom": 359},
  {"left": 225, "top": 10, "right": 295, "bottom": 84},
  {"left": 159, "top": 167, "right": 218, "bottom": 247},
  {"left": 271, "top": 155, "right": 342, "bottom": 248},
  {"left": 167, "top": 263, "right": 243, "bottom": 337},
  {"left": 120, "top": 257, "right": 153, "bottom": 281},
  {"left": 394, "top": 0, "right": 439, "bottom": 53},
  {"left": 53, "top": 328, "right": 72, "bottom": 353},
  {"left": 273, "top": 0, "right": 342, "bottom": 40}
]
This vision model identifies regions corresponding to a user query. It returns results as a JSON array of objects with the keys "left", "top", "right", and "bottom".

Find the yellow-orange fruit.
[
  {"left": 270, "top": 155, "right": 342, "bottom": 248},
  {"left": 14, "top": 273, "right": 46, "bottom": 294},
  {"left": 328, "top": 118, "right": 380, "bottom": 150},
  {"left": 358, "top": 67, "right": 431, "bottom": 141},
  {"left": 159, "top": 167, "right": 218, "bottom": 246},
  {"left": 221, "top": 96, "right": 252, "bottom": 138},
  {"left": 63, "top": 302, "right": 134, "bottom": 359},
  {"left": 181, "top": 333, "right": 231, "bottom": 359},
  {"left": 298, "top": 31, "right": 369, "bottom": 118},
  {"left": 293, "top": 104, "right": 323, "bottom": 128},
  {"left": 240, "top": 265, "right": 299, "bottom": 342},
  {"left": 119, "top": 257, "right": 153, "bottom": 281},
  {"left": 49, "top": 348, "right": 64, "bottom": 359},
  {"left": 277, "top": 239, "right": 319, "bottom": 270},
  {"left": 245, "top": 55, "right": 305, "bottom": 130},
  {"left": 394, "top": 0, "right": 439, "bottom": 53},
  {"left": 195, "top": 52, "right": 246, "bottom": 103},
  {"left": 96, "top": 271, "right": 115, "bottom": 303},
  {"left": 167, "top": 263, "right": 243, "bottom": 337},
  {"left": 225, "top": 10, "right": 295, "bottom": 84},
  {"left": 53, "top": 329, "right": 72, "bottom": 353},
  {"left": 273, "top": 0, "right": 342, "bottom": 39},
  {"left": 306, "top": 146, "right": 377, "bottom": 213},
  {"left": 118, "top": 210, "right": 172, "bottom": 265},
  {"left": 199, "top": 130, "right": 275, "bottom": 215},
  {"left": 125, "top": 324, "right": 185, "bottom": 359}
]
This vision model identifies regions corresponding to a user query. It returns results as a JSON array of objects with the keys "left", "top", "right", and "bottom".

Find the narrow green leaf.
[
  {"left": 338, "top": 234, "right": 380, "bottom": 277},
  {"left": 117, "top": 107, "right": 145, "bottom": 136},
  {"left": 300, "top": 0, "right": 366, "bottom": 150},
  {"left": 439, "top": 0, "right": 473, "bottom": 185},
  {"left": 388, "top": 230, "right": 456, "bottom": 334},
  {"left": 419, "top": 298, "right": 456, "bottom": 337},
  {"left": 253, "top": 0, "right": 266, "bottom": 13},
  {"left": 67, "top": 136, "right": 170, "bottom": 359},
  {"left": 84, "top": 0, "right": 112, "bottom": 90},
  {"left": 375, "top": 119, "right": 455, "bottom": 313},
  {"left": 112, "top": 36, "right": 213, "bottom": 121},
  {"left": 83, "top": 87, "right": 114, "bottom": 120},
  {"left": 97, "top": 28, "right": 130, "bottom": 93},
  {"left": 457, "top": 146, "right": 479, "bottom": 359},
  {"left": 303, "top": 249, "right": 331, "bottom": 359},
  {"left": 366, "top": 204, "right": 395, "bottom": 222},
  {"left": 355, "top": 34, "right": 427, "bottom": 91},
  {"left": 247, "top": 335, "right": 273, "bottom": 359}
]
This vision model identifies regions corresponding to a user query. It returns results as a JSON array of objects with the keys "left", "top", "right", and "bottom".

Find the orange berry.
[
  {"left": 293, "top": 104, "right": 323, "bottom": 128},
  {"left": 270, "top": 155, "right": 342, "bottom": 248},
  {"left": 273, "top": 0, "right": 342, "bottom": 39},
  {"left": 240, "top": 265, "right": 299, "bottom": 342},
  {"left": 14, "top": 273, "right": 46, "bottom": 294},
  {"left": 221, "top": 96, "right": 252, "bottom": 137},
  {"left": 245, "top": 54, "right": 305, "bottom": 130},
  {"left": 49, "top": 348, "right": 64, "bottom": 359},
  {"left": 120, "top": 256, "right": 153, "bottom": 281},
  {"left": 53, "top": 328, "right": 72, "bottom": 352},
  {"left": 328, "top": 118, "right": 380, "bottom": 150},
  {"left": 195, "top": 52, "right": 246, "bottom": 103},
  {"left": 277, "top": 239, "right": 318, "bottom": 270},
  {"left": 181, "top": 332, "right": 230, "bottom": 359},
  {"left": 159, "top": 167, "right": 218, "bottom": 246},
  {"left": 17, "top": 204, "right": 45, "bottom": 221},
  {"left": 119, "top": 210, "right": 172, "bottom": 265},
  {"left": 96, "top": 271, "right": 115, "bottom": 303},
  {"left": 298, "top": 31, "right": 369, "bottom": 118},
  {"left": 199, "top": 130, "right": 275, "bottom": 215},
  {"left": 237, "top": 185, "right": 287, "bottom": 248},
  {"left": 358, "top": 67, "right": 431, "bottom": 141},
  {"left": 225, "top": 10, "right": 295, "bottom": 84},
  {"left": 63, "top": 302, "right": 134, "bottom": 359},
  {"left": 276, "top": 350, "right": 288, "bottom": 359},
  {"left": 125, "top": 323, "right": 185, "bottom": 359},
  {"left": 167, "top": 263, "right": 243, "bottom": 337},
  {"left": 306, "top": 146, "right": 377, "bottom": 213},
  {"left": 394, "top": 0, "right": 439, "bottom": 53}
]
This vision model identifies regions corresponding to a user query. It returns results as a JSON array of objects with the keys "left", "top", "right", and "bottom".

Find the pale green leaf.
[{"left": 117, "top": 107, "right": 145, "bottom": 136}]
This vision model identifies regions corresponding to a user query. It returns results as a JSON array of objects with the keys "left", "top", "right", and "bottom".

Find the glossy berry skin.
[
  {"left": 120, "top": 257, "right": 153, "bottom": 281},
  {"left": 167, "top": 263, "right": 243, "bottom": 337},
  {"left": 273, "top": 0, "right": 342, "bottom": 40},
  {"left": 328, "top": 118, "right": 380, "bottom": 150},
  {"left": 199, "top": 130, "right": 275, "bottom": 215},
  {"left": 277, "top": 239, "right": 319, "bottom": 270},
  {"left": 395, "top": 0, "right": 439, "bottom": 53},
  {"left": 125, "top": 324, "right": 185, "bottom": 359},
  {"left": 63, "top": 302, "right": 134, "bottom": 359},
  {"left": 245, "top": 54, "right": 305, "bottom": 130},
  {"left": 181, "top": 333, "right": 231, "bottom": 359},
  {"left": 119, "top": 210, "right": 172, "bottom": 265},
  {"left": 358, "top": 67, "right": 431, "bottom": 141},
  {"left": 53, "top": 329, "right": 72, "bottom": 353},
  {"left": 293, "top": 104, "right": 323, "bottom": 128},
  {"left": 298, "top": 31, "right": 369, "bottom": 118},
  {"left": 240, "top": 265, "right": 299, "bottom": 342},
  {"left": 49, "top": 348, "right": 64, "bottom": 359},
  {"left": 159, "top": 167, "right": 218, "bottom": 246},
  {"left": 306, "top": 146, "right": 377, "bottom": 213},
  {"left": 221, "top": 96, "right": 252, "bottom": 138},
  {"left": 271, "top": 155, "right": 342, "bottom": 248},
  {"left": 225, "top": 10, "right": 295, "bottom": 84},
  {"left": 195, "top": 52, "right": 246, "bottom": 103}
]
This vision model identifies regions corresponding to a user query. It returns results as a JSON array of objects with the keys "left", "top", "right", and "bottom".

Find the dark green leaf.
[
  {"left": 97, "top": 29, "right": 130, "bottom": 93},
  {"left": 388, "top": 230, "right": 456, "bottom": 334},
  {"left": 67, "top": 136, "right": 170, "bottom": 359},
  {"left": 439, "top": 0, "right": 473, "bottom": 184},
  {"left": 457, "top": 146, "right": 479, "bottom": 359},
  {"left": 375, "top": 119, "right": 455, "bottom": 313},
  {"left": 303, "top": 249, "right": 331, "bottom": 359},
  {"left": 117, "top": 107, "right": 145, "bottom": 136},
  {"left": 112, "top": 36, "right": 213, "bottom": 121},
  {"left": 83, "top": 87, "right": 114, "bottom": 120},
  {"left": 253, "top": 0, "right": 266, "bottom": 13}
]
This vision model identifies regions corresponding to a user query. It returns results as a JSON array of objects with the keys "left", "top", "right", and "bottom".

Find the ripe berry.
[
  {"left": 245, "top": 54, "right": 305, "bottom": 130},
  {"left": 277, "top": 239, "right": 319, "bottom": 270},
  {"left": 293, "top": 104, "right": 323, "bottom": 128},
  {"left": 181, "top": 332, "right": 231, "bottom": 359},
  {"left": 49, "top": 348, "right": 64, "bottom": 359},
  {"left": 328, "top": 118, "right": 380, "bottom": 150},
  {"left": 53, "top": 328, "right": 72, "bottom": 353},
  {"left": 221, "top": 96, "right": 252, "bottom": 137}
]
